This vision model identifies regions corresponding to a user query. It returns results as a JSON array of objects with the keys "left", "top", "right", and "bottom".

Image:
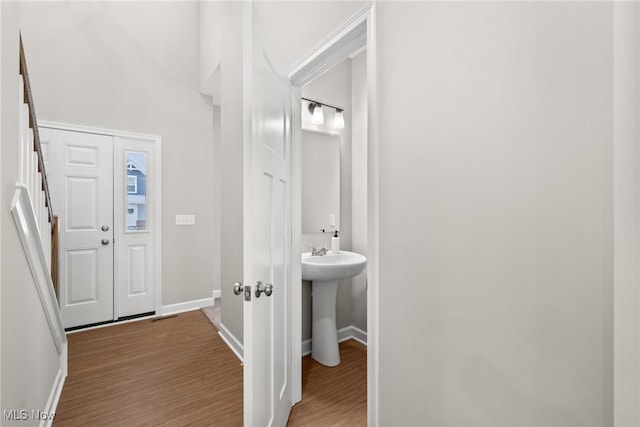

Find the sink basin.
[
  {"left": 301, "top": 251, "right": 367, "bottom": 281},
  {"left": 301, "top": 250, "right": 367, "bottom": 367}
]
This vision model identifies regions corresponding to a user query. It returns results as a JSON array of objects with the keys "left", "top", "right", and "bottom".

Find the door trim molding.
[
  {"left": 288, "top": 2, "right": 378, "bottom": 424},
  {"left": 39, "top": 120, "right": 163, "bottom": 319}
]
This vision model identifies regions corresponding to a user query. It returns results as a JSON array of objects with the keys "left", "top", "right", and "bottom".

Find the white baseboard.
[
  {"left": 302, "top": 339, "right": 312, "bottom": 356},
  {"left": 218, "top": 322, "right": 244, "bottom": 363},
  {"left": 161, "top": 297, "right": 214, "bottom": 316},
  {"left": 347, "top": 325, "right": 368, "bottom": 346},
  {"left": 212, "top": 289, "right": 221, "bottom": 300},
  {"left": 41, "top": 366, "right": 65, "bottom": 427},
  {"left": 302, "top": 325, "right": 367, "bottom": 357}
]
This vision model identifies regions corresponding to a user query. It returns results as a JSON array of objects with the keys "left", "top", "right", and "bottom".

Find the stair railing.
[{"left": 18, "top": 34, "right": 58, "bottom": 290}]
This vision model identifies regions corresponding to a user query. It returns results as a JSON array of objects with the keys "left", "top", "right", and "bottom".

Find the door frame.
[
  {"left": 39, "top": 120, "right": 163, "bottom": 319},
  {"left": 287, "top": 2, "right": 379, "bottom": 424}
]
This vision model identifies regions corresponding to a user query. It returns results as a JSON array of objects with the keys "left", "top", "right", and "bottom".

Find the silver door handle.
[
  {"left": 101, "top": 238, "right": 110, "bottom": 245},
  {"left": 101, "top": 225, "right": 110, "bottom": 232},
  {"left": 255, "top": 281, "right": 273, "bottom": 298},
  {"left": 233, "top": 282, "right": 244, "bottom": 295},
  {"left": 234, "top": 282, "right": 251, "bottom": 301}
]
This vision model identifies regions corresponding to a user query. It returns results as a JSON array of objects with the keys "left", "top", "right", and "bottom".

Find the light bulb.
[
  {"left": 312, "top": 103, "right": 324, "bottom": 124},
  {"left": 333, "top": 109, "right": 344, "bottom": 129}
]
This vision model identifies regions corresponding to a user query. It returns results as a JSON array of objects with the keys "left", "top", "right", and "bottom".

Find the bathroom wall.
[
  {"left": 377, "top": 2, "right": 617, "bottom": 425},
  {"left": 300, "top": 52, "right": 368, "bottom": 343},
  {"left": 18, "top": 1, "right": 217, "bottom": 306},
  {"left": 301, "top": 58, "right": 353, "bottom": 341}
]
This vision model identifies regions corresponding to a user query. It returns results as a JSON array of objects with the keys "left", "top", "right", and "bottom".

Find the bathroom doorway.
[
  {"left": 289, "top": 4, "right": 378, "bottom": 423},
  {"left": 299, "top": 53, "right": 368, "bottom": 351}
]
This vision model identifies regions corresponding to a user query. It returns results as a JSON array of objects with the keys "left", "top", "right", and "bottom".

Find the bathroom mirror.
[{"left": 302, "top": 130, "right": 340, "bottom": 234}]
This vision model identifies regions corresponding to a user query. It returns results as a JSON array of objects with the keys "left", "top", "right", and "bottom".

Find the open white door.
[{"left": 242, "top": 3, "right": 294, "bottom": 426}]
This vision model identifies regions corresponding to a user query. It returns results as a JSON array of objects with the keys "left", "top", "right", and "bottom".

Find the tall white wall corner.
[{"left": 199, "top": 1, "right": 223, "bottom": 101}]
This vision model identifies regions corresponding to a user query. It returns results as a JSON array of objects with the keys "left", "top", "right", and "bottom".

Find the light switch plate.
[{"left": 175, "top": 214, "right": 195, "bottom": 225}]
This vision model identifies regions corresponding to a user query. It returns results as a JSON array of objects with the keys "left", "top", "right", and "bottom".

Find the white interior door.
[
  {"left": 41, "top": 127, "right": 114, "bottom": 329},
  {"left": 243, "top": 3, "right": 293, "bottom": 426}
]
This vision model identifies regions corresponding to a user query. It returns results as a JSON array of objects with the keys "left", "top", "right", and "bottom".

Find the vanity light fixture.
[
  {"left": 303, "top": 97, "right": 345, "bottom": 129},
  {"left": 333, "top": 109, "right": 345, "bottom": 129},
  {"left": 310, "top": 103, "right": 324, "bottom": 124}
]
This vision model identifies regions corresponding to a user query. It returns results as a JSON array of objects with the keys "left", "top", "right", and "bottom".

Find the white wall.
[
  {"left": 613, "top": 2, "right": 640, "bottom": 425},
  {"left": 202, "top": 0, "right": 349, "bottom": 93},
  {"left": 19, "top": 1, "right": 217, "bottom": 306},
  {"left": 199, "top": 1, "right": 222, "bottom": 100},
  {"left": 1, "top": 2, "right": 61, "bottom": 420},
  {"left": 377, "top": 2, "right": 615, "bottom": 425},
  {"left": 254, "top": 1, "right": 367, "bottom": 74},
  {"left": 212, "top": 104, "right": 222, "bottom": 305},
  {"left": 351, "top": 50, "right": 367, "bottom": 333},
  {"left": 217, "top": 2, "right": 245, "bottom": 345}
]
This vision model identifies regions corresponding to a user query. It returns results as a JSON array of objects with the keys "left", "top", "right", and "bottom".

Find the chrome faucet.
[{"left": 310, "top": 246, "right": 328, "bottom": 256}]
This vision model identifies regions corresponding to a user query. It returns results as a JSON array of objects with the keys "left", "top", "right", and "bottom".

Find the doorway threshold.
[{"left": 65, "top": 311, "right": 156, "bottom": 333}]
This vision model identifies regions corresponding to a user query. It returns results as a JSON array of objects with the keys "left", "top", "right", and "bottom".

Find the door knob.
[
  {"left": 101, "top": 225, "right": 110, "bottom": 232},
  {"left": 255, "top": 281, "right": 273, "bottom": 298},
  {"left": 234, "top": 282, "right": 251, "bottom": 301},
  {"left": 233, "top": 282, "right": 244, "bottom": 295},
  {"left": 101, "top": 238, "right": 110, "bottom": 245}
]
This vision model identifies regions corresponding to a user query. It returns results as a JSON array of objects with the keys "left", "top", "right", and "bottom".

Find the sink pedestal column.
[{"left": 311, "top": 280, "right": 340, "bottom": 367}]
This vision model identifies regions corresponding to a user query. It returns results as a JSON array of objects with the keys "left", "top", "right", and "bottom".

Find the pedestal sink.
[{"left": 302, "top": 250, "right": 366, "bottom": 367}]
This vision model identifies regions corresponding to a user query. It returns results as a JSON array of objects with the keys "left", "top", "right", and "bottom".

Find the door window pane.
[{"left": 126, "top": 151, "right": 147, "bottom": 231}]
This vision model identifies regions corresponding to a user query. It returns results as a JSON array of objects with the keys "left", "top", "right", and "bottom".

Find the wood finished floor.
[
  {"left": 54, "top": 309, "right": 366, "bottom": 427},
  {"left": 287, "top": 340, "right": 367, "bottom": 427}
]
